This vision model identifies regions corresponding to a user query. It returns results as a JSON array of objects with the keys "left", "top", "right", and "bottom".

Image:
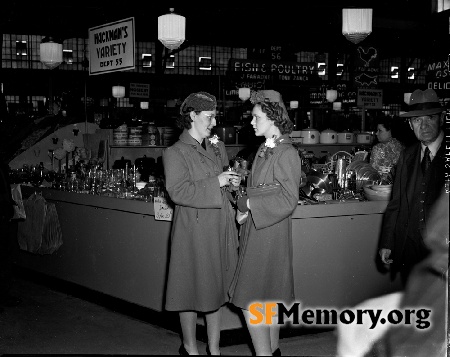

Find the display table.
[{"left": 16, "top": 186, "right": 401, "bottom": 331}]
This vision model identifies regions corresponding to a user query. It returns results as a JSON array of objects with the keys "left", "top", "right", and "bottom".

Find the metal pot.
[
  {"left": 337, "top": 131, "right": 354, "bottom": 144},
  {"left": 306, "top": 169, "right": 332, "bottom": 193},
  {"left": 300, "top": 128, "right": 320, "bottom": 144},
  {"left": 357, "top": 132, "right": 373, "bottom": 144},
  {"left": 289, "top": 130, "right": 303, "bottom": 143},
  {"left": 214, "top": 126, "right": 236, "bottom": 145},
  {"left": 319, "top": 129, "right": 338, "bottom": 144}
]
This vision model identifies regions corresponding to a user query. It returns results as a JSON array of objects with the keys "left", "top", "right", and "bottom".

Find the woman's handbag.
[{"left": 246, "top": 182, "right": 281, "bottom": 198}]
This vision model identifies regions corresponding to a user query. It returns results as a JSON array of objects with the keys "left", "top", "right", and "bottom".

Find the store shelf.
[{"left": 110, "top": 145, "right": 167, "bottom": 148}]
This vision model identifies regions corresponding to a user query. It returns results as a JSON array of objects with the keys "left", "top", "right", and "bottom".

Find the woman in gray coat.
[
  {"left": 163, "top": 92, "right": 240, "bottom": 355},
  {"left": 230, "top": 90, "right": 302, "bottom": 356}
]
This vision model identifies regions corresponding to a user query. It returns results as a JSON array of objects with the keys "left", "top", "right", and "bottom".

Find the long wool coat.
[
  {"left": 379, "top": 139, "right": 445, "bottom": 271},
  {"left": 163, "top": 130, "right": 238, "bottom": 312},
  {"left": 229, "top": 135, "right": 301, "bottom": 309}
]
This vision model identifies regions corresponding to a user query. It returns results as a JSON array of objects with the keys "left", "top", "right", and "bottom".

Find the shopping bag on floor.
[
  {"left": 38, "top": 201, "right": 63, "bottom": 254},
  {"left": 18, "top": 193, "right": 45, "bottom": 252},
  {"left": 10, "top": 184, "right": 26, "bottom": 220},
  {"left": 17, "top": 192, "right": 63, "bottom": 254}
]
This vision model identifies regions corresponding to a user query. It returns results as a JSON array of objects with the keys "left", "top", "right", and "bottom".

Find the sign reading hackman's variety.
[
  {"left": 357, "top": 88, "right": 383, "bottom": 109},
  {"left": 89, "top": 18, "right": 135, "bottom": 75}
]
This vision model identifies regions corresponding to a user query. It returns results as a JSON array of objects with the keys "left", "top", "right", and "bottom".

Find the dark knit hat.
[{"left": 180, "top": 91, "right": 216, "bottom": 115}]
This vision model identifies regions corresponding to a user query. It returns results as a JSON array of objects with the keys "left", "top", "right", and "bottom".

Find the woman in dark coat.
[
  {"left": 230, "top": 90, "right": 302, "bottom": 356},
  {"left": 163, "top": 92, "right": 240, "bottom": 355}
]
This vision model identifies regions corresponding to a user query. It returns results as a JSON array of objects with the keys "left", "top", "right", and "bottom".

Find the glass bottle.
[{"left": 146, "top": 176, "right": 156, "bottom": 202}]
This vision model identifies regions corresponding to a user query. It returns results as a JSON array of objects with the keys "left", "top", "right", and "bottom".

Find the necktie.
[
  {"left": 421, "top": 146, "right": 431, "bottom": 174},
  {"left": 201, "top": 140, "right": 207, "bottom": 151}
]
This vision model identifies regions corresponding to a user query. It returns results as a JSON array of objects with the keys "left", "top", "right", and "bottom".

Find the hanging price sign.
[{"left": 154, "top": 197, "right": 173, "bottom": 221}]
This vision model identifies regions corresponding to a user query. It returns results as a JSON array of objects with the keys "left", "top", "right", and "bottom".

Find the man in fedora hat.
[{"left": 378, "top": 88, "right": 446, "bottom": 285}]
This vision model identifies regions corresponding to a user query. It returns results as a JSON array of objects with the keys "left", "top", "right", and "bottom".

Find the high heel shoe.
[
  {"left": 179, "top": 344, "right": 189, "bottom": 355},
  {"left": 272, "top": 347, "right": 281, "bottom": 356}
]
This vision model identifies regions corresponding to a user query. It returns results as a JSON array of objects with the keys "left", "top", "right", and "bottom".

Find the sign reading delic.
[
  {"left": 89, "top": 17, "right": 135, "bottom": 75},
  {"left": 357, "top": 89, "right": 383, "bottom": 109}
]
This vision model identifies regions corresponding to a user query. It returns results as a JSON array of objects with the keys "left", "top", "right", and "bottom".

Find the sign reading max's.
[
  {"left": 229, "top": 59, "right": 317, "bottom": 82},
  {"left": 426, "top": 56, "right": 449, "bottom": 96},
  {"left": 89, "top": 17, "right": 135, "bottom": 75}
]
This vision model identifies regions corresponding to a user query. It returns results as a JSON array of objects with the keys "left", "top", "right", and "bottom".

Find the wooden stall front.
[{"left": 15, "top": 186, "right": 401, "bottom": 331}]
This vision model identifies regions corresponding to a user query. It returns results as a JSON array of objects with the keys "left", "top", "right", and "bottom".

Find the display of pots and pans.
[
  {"left": 337, "top": 131, "right": 354, "bottom": 144},
  {"left": 300, "top": 128, "right": 320, "bottom": 144},
  {"left": 356, "top": 132, "right": 373, "bottom": 144},
  {"left": 289, "top": 130, "right": 303, "bottom": 143},
  {"left": 319, "top": 129, "right": 338, "bottom": 144}
]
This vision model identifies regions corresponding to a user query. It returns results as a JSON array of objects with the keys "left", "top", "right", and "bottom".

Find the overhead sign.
[
  {"left": 229, "top": 59, "right": 318, "bottom": 83},
  {"left": 129, "top": 83, "right": 150, "bottom": 99},
  {"left": 357, "top": 89, "right": 383, "bottom": 109},
  {"left": 354, "top": 46, "right": 379, "bottom": 87},
  {"left": 426, "top": 56, "right": 449, "bottom": 97},
  {"left": 89, "top": 17, "right": 135, "bottom": 75}
]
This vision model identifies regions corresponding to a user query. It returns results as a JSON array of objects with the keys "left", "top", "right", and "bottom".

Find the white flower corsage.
[
  {"left": 208, "top": 134, "right": 221, "bottom": 158},
  {"left": 259, "top": 135, "right": 279, "bottom": 158},
  {"left": 264, "top": 136, "right": 276, "bottom": 149},
  {"left": 209, "top": 134, "right": 220, "bottom": 146}
]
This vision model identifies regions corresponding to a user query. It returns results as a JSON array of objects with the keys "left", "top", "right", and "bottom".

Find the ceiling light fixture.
[
  {"left": 326, "top": 89, "right": 338, "bottom": 103},
  {"left": 40, "top": 37, "right": 63, "bottom": 69},
  {"left": 342, "top": 8, "right": 373, "bottom": 44},
  {"left": 112, "top": 86, "right": 125, "bottom": 99},
  {"left": 238, "top": 88, "right": 251, "bottom": 101},
  {"left": 404, "top": 93, "right": 412, "bottom": 105},
  {"left": 158, "top": 8, "right": 186, "bottom": 51}
]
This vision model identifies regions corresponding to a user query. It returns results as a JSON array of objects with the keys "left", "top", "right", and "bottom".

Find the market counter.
[{"left": 15, "top": 187, "right": 401, "bottom": 330}]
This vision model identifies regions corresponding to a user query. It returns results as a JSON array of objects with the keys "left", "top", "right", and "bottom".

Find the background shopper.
[
  {"left": 378, "top": 88, "right": 446, "bottom": 285},
  {"left": 369, "top": 116, "right": 404, "bottom": 180}
]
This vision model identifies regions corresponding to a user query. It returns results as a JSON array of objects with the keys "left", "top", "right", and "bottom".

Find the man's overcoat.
[{"left": 379, "top": 140, "right": 445, "bottom": 271}]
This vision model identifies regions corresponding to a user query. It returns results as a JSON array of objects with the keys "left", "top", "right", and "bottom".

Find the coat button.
[{"left": 200, "top": 159, "right": 204, "bottom": 163}]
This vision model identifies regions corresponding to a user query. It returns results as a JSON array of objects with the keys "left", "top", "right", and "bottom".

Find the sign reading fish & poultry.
[{"left": 229, "top": 59, "right": 318, "bottom": 82}]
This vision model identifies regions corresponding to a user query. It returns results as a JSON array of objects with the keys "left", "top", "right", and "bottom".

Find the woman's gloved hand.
[{"left": 218, "top": 170, "right": 241, "bottom": 188}]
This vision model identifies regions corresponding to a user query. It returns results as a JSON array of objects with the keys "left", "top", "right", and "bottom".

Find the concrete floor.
[{"left": 0, "top": 272, "right": 338, "bottom": 356}]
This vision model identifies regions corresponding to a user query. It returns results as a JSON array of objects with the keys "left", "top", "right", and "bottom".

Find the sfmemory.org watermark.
[{"left": 248, "top": 302, "right": 432, "bottom": 330}]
